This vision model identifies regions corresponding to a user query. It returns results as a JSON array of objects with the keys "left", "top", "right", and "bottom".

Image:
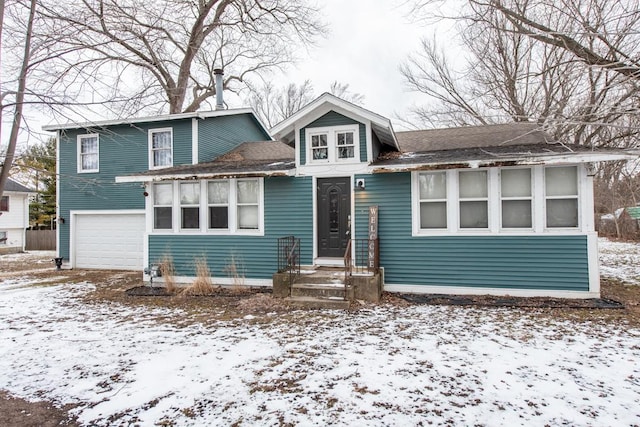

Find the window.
[
  {"left": 418, "top": 172, "right": 447, "bottom": 229},
  {"left": 0, "top": 196, "right": 8, "bottom": 212},
  {"left": 413, "top": 166, "right": 584, "bottom": 235},
  {"left": 149, "top": 128, "right": 173, "bottom": 169},
  {"left": 311, "top": 134, "right": 328, "bottom": 160},
  {"left": 78, "top": 134, "right": 99, "bottom": 173},
  {"left": 306, "top": 126, "right": 360, "bottom": 164},
  {"left": 152, "top": 178, "right": 262, "bottom": 234},
  {"left": 180, "top": 183, "right": 200, "bottom": 229},
  {"left": 208, "top": 181, "right": 229, "bottom": 229},
  {"left": 545, "top": 166, "right": 578, "bottom": 228},
  {"left": 501, "top": 168, "right": 532, "bottom": 228},
  {"left": 336, "top": 131, "right": 355, "bottom": 160},
  {"left": 153, "top": 183, "right": 173, "bottom": 229},
  {"left": 237, "top": 179, "right": 259, "bottom": 229},
  {"left": 459, "top": 170, "right": 488, "bottom": 228},
  {"left": 0, "top": 231, "right": 6, "bottom": 244}
]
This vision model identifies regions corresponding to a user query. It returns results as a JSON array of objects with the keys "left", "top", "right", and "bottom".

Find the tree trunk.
[{"left": 0, "top": 0, "right": 36, "bottom": 200}]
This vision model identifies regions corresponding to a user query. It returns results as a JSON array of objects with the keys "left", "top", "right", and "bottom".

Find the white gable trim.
[{"left": 271, "top": 93, "right": 399, "bottom": 150}]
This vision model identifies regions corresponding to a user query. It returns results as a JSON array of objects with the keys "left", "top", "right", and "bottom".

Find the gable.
[{"left": 299, "top": 111, "right": 367, "bottom": 165}]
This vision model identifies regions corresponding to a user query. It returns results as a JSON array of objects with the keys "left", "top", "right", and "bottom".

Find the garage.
[{"left": 73, "top": 213, "right": 145, "bottom": 270}]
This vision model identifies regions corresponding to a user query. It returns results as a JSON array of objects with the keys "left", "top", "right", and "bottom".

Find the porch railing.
[
  {"left": 277, "top": 236, "right": 300, "bottom": 293},
  {"left": 343, "top": 238, "right": 379, "bottom": 286}
]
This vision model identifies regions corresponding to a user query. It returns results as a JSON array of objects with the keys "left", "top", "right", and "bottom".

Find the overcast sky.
[{"left": 11, "top": 1, "right": 454, "bottom": 150}]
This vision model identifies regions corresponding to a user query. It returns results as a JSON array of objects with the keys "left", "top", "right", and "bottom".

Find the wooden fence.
[{"left": 26, "top": 230, "right": 56, "bottom": 250}]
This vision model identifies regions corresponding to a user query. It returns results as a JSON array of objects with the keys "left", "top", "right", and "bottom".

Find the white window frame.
[
  {"left": 179, "top": 182, "right": 200, "bottom": 231},
  {"left": 458, "top": 170, "right": 490, "bottom": 230},
  {"left": 77, "top": 134, "right": 99, "bottom": 173},
  {"left": 152, "top": 182, "right": 173, "bottom": 231},
  {"left": 0, "top": 195, "right": 8, "bottom": 212},
  {"left": 412, "top": 166, "right": 585, "bottom": 236},
  {"left": 500, "top": 168, "right": 534, "bottom": 230},
  {"left": 417, "top": 171, "right": 448, "bottom": 230},
  {"left": 150, "top": 178, "right": 264, "bottom": 236},
  {"left": 305, "top": 125, "right": 360, "bottom": 164},
  {"left": 207, "top": 180, "right": 230, "bottom": 231},
  {"left": 544, "top": 165, "right": 580, "bottom": 230},
  {"left": 335, "top": 130, "right": 356, "bottom": 161},
  {"left": 309, "top": 133, "right": 329, "bottom": 162},
  {"left": 149, "top": 128, "right": 173, "bottom": 170}
]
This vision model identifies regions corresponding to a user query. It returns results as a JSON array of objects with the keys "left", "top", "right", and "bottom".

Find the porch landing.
[{"left": 273, "top": 266, "right": 382, "bottom": 309}]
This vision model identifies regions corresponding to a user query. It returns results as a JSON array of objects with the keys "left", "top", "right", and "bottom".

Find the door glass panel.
[{"left": 329, "top": 189, "right": 339, "bottom": 232}]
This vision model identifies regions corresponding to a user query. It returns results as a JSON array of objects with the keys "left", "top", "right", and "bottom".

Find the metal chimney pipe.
[{"left": 214, "top": 68, "right": 224, "bottom": 110}]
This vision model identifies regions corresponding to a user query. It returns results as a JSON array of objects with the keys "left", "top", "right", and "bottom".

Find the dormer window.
[
  {"left": 336, "top": 131, "right": 355, "bottom": 159},
  {"left": 306, "top": 125, "right": 359, "bottom": 164},
  {"left": 311, "top": 134, "right": 328, "bottom": 160}
]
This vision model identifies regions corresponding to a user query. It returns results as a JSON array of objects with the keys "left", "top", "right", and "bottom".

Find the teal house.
[{"left": 44, "top": 93, "right": 634, "bottom": 299}]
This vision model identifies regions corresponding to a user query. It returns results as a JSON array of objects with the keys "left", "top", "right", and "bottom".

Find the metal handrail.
[
  {"left": 343, "top": 239, "right": 352, "bottom": 299},
  {"left": 277, "top": 236, "right": 300, "bottom": 295}
]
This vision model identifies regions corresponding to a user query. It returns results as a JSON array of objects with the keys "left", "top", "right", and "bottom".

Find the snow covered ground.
[
  {"left": 0, "top": 242, "right": 639, "bottom": 426},
  {"left": 599, "top": 237, "right": 640, "bottom": 285}
]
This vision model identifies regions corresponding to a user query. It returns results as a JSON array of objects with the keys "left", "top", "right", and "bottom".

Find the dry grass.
[
  {"left": 158, "top": 255, "right": 177, "bottom": 293},
  {"left": 223, "top": 254, "right": 246, "bottom": 291},
  {"left": 181, "top": 257, "right": 216, "bottom": 296}
]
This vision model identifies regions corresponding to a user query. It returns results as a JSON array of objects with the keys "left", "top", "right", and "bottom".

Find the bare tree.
[
  {"left": 401, "top": 0, "right": 640, "bottom": 149},
  {"left": 248, "top": 80, "right": 315, "bottom": 128},
  {"left": 483, "top": 0, "right": 640, "bottom": 80},
  {"left": 36, "top": 0, "right": 324, "bottom": 116},
  {"left": 248, "top": 79, "right": 366, "bottom": 128},
  {"left": 0, "top": 0, "right": 37, "bottom": 201}
]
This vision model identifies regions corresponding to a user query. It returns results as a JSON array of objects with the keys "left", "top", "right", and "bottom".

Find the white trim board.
[
  {"left": 384, "top": 284, "right": 599, "bottom": 299},
  {"left": 147, "top": 276, "right": 272, "bottom": 288}
]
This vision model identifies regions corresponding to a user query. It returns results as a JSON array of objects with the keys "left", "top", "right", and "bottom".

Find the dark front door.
[{"left": 317, "top": 177, "right": 351, "bottom": 258}]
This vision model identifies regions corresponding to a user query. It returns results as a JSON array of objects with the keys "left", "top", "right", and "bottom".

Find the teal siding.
[
  {"left": 300, "top": 111, "right": 367, "bottom": 165},
  {"left": 148, "top": 176, "right": 313, "bottom": 278},
  {"left": 354, "top": 173, "right": 590, "bottom": 291},
  {"left": 198, "top": 114, "right": 270, "bottom": 162},
  {"left": 58, "top": 119, "right": 192, "bottom": 259}
]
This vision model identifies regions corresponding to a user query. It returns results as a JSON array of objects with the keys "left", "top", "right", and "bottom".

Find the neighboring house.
[
  {"left": 0, "top": 179, "right": 33, "bottom": 254},
  {"left": 45, "top": 93, "right": 635, "bottom": 298}
]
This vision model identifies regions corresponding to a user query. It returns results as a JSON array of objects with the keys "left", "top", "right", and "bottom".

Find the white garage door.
[{"left": 74, "top": 213, "right": 145, "bottom": 270}]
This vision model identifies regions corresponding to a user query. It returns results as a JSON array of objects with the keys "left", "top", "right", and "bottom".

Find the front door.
[{"left": 317, "top": 177, "right": 351, "bottom": 258}]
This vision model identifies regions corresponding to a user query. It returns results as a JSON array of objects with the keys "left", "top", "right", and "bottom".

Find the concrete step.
[
  {"left": 285, "top": 296, "right": 350, "bottom": 310},
  {"left": 297, "top": 273, "right": 346, "bottom": 285},
  {"left": 291, "top": 283, "right": 347, "bottom": 299}
]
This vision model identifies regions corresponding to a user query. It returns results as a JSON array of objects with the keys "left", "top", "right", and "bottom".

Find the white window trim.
[
  {"left": 0, "top": 195, "right": 8, "bottom": 212},
  {"left": 543, "top": 165, "right": 580, "bottom": 230},
  {"left": 458, "top": 170, "right": 490, "bottom": 231},
  {"left": 206, "top": 179, "right": 230, "bottom": 231},
  {"left": 179, "top": 182, "right": 201, "bottom": 231},
  {"left": 412, "top": 165, "right": 585, "bottom": 236},
  {"left": 305, "top": 125, "right": 360, "bottom": 164},
  {"left": 149, "top": 127, "right": 174, "bottom": 170},
  {"left": 150, "top": 178, "right": 264, "bottom": 236},
  {"left": 77, "top": 134, "right": 99, "bottom": 173},
  {"left": 152, "top": 183, "right": 173, "bottom": 231},
  {"left": 499, "top": 168, "right": 534, "bottom": 231}
]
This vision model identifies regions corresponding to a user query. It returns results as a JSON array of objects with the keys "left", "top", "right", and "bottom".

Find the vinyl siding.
[
  {"left": 354, "top": 172, "right": 590, "bottom": 291},
  {"left": 148, "top": 176, "right": 313, "bottom": 278},
  {"left": 58, "top": 120, "right": 192, "bottom": 259},
  {"left": 198, "top": 114, "right": 270, "bottom": 162},
  {"left": 300, "top": 111, "right": 366, "bottom": 165}
]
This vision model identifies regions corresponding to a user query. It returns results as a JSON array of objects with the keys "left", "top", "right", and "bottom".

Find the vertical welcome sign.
[{"left": 368, "top": 205, "right": 378, "bottom": 269}]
